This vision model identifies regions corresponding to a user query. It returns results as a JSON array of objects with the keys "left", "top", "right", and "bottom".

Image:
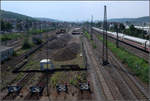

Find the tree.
[
  {"left": 1, "top": 20, "right": 6, "bottom": 31},
  {"left": 5, "top": 22, "right": 13, "bottom": 32},
  {"left": 16, "top": 23, "right": 23, "bottom": 31},
  {"left": 22, "top": 37, "right": 32, "bottom": 49},
  {"left": 129, "top": 25, "right": 135, "bottom": 31},
  {"left": 119, "top": 23, "right": 125, "bottom": 32}
]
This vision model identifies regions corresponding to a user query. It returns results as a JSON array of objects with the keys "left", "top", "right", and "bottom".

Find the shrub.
[{"left": 22, "top": 38, "right": 32, "bottom": 49}]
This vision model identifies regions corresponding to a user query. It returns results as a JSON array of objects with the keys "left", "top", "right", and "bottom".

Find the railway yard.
[
  {"left": 1, "top": 1, "right": 150, "bottom": 101},
  {"left": 1, "top": 28, "right": 149, "bottom": 101},
  {"left": 0, "top": 26, "right": 149, "bottom": 101}
]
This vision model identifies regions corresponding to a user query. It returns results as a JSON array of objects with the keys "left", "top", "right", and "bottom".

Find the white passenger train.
[{"left": 92, "top": 27, "right": 150, "bottom": 51}]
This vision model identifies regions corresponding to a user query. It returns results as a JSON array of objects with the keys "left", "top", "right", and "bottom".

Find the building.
[
  {"left": 0, "top": 46, "right": 14, "bottom": 62},
  {"left": 40, "top": 59, "right": 54, "bottom": 70}
]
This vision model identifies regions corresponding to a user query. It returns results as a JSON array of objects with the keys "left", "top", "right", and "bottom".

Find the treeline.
[
  {"left": 83, "top": 21, "right": 148, "bottom": 40},
  {"left": 1, "top": 20, "right": 13, "bottom": 32},
  {"left": 0, "top": 28, "right": 55, "bottom": 42},
  {"left": 109, "top": 23, "right": 148, "bottom": 40}
]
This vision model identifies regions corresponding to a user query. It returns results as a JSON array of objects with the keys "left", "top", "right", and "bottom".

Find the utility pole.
[
  {"left": 46, "top": 33, "right": 49, "bottom": 96},
  {"left": 116, "top": 24, "right": 119, "bottom": 48},
  {"left": 102, "top": 5, "right": 109, "bottom": 65},
  {"left": 91, "top": 15, "right": 93, "bottom": 40}
]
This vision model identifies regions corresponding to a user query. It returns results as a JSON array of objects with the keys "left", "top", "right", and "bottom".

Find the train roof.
[
  {"left": 93, "top": 27, "right": 150, "bottom": 44},
  {"left": 40, "top": 59, "right": 51, "bottom": 63}
]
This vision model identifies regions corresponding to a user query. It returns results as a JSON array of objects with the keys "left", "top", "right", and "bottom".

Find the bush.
[
  {"left": 0, "top": 33, "right": 22, "bottom": 41},
  {"left": 32, "top": 37, "right": 43, "bottom": 45},
  {"left": 22, "top": 38, "right": 32, "bottom": 49}
]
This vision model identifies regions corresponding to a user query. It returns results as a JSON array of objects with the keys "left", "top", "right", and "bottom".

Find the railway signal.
[{"left": 102, "top": 5, "right": 109, "bottom": 65}]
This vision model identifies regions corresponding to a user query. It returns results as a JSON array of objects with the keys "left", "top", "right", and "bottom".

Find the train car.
[{"left": 92, "top": 27, "right": 150, "bottom": 51}]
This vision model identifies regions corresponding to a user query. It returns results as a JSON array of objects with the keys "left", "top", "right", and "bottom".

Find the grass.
[
  {"left": 16, "top": 48, "right": 29, "bottom": 56},
  {"left": 86, "top": 31, "right": 149, "bottom": 83},
  {"left": 84, "top": 31, "right": 97, "bottom": 49},
  {"left": 0, "top": 33, "right": 23, "bottom": 41},
  {"left": 0, "top": 28, "right": 55, "bottom": 42},
  {"left": 50, "top": 72, "right": 64, "bottom": 86},
  {"left": 22, "top": 58, "right": 40, "bottom": 70},
  {"left": 50, "top": 71, "right": 87, "bottom": 87}
]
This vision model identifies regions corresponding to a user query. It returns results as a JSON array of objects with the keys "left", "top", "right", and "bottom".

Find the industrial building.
[{"left": 0, "top": 45, "right": 14, "bottom": 62}]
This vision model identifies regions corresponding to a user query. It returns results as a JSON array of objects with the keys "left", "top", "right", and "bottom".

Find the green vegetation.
[
  {"left": 70, "top": 72, "right": 87, "bottom": 86},
  {"left": 50, "top": 72, "right": 63, "bottom": 86},
  {"left": 50, "top": 71, "right": 87, "bottom": 87},
  {"left": 84, "top": 31, "right": 91, "bottom": 40},
  {"left": 25, "top": 60, "right": 40, "bottom": 70},
  {"left": 16, "top": 48, "right": 29, "bottom": 56},
  {"left": 69, "top": 78, "right": 78, "bottom": 86},
  {"left": 123, "top": 25, "right": 147, "bottom": 39},
  {"left": 85, "top": 31, "right": 149, "bottom": 83},
  {"left": 0, "top": 28, "right": 54, "bottom": 42},
  {"left": 96, "top": 34, "right": 149, "bottom": 83},
  {"left": 1, "top": 20, "right": 13, "bottom": 31},
  {"left": 0, "top": 33, "right": 23, "bottom": 41},
  {"left": 32, "top": 37, "right": 43, "bottom": 45},
  {"left": 108, "top": 16, "right": 149, "bottom": 25},
  {"left": 28, "top": 29, "right": 52, "bottom": 35},
  {"left": 22, "top": 37, "right": 33, "bottom": 49},
  {"left": 84, "top": 31, "right": 96, "bottom": 49},
  {"left": 1, "top": 10, "right": 36, "bottom": 21},
  {"left": 109, "top": 24, "right": 148, "bottom": 40}
]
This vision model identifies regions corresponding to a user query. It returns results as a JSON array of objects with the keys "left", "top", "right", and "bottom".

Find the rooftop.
[{"left": 40, "top": 59, "right": 51, "bottom": 63}]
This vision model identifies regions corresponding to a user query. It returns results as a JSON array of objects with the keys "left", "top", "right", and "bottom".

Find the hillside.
[
  {"left": 0, "top": 10, "right": 36, "bottom": 21},
  {"left": 0, "top": 10, "right": 59, "bottom": 22},
  {"left": 35, "top": 17, "right": 60, "bottom": 22},
  {"left": 108, "top": 16, "right": 150, "bottom": 25}
]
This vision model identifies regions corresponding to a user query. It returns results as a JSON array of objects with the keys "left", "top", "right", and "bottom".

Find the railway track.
[
  {"left": 90, "top": 33, "right": 149, "bottom": 100},
  {"left": 93, "top": 29, "right": 149, "bottom": 62},
  {"left": 1, "top": 40, "right": 49, "bottom": 101},
  {"left": 24, "top": 74, "right": 48, "bottom": 100},
  {"left": 2, "top": 73, "right": 35, "bottom": 100},
  {"left": 83, "top": 36, "right": 113, "bottom": 100}
]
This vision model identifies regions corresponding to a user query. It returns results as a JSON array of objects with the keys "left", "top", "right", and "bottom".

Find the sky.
[{"left": 1, "top": 1, "right": 149, "bottom": 22}]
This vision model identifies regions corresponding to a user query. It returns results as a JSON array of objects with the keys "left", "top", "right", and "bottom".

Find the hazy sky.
[{"left": 1, "top": 1, "right": 149, "bottom": 22}]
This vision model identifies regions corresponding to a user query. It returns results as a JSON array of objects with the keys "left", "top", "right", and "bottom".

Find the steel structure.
[{"left": 102, "top": 5, "right": 109, "bottom": 65}]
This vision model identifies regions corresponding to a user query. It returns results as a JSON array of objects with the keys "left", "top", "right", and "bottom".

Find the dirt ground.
[{"left": 1, "top": 28, "right": 96, "bottom": 101}]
